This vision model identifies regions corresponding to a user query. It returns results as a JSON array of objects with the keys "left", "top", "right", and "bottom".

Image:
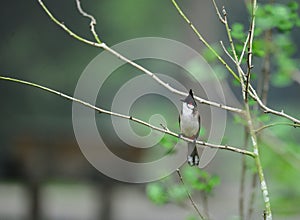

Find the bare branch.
[
  {"left": 176, "top": 169, "right": 205, "bottom": 220},
  {"left": 171, "top": 0, "right": 240, "bottom": 82},
  {"left": 245, "top": 0, "right": 257, "bottom": 102},
  {"left": 239, "top": 34, "right": 250, "bottom": 64},
  {"left": 255, "top": 122, "right": 300, "bottom": 134},
  {"left": 212, "top": 0, "right": 299, "bottom": 125},
  {"left": 211, "top": 0, "right": 225, "bottom": 24},
  {"left": 221, "top": 5, "right": 247, "bottom": 100},
  {"left": 249, "top": 86, "right": 300, "bottom": 124},
  {"left": 0, "top": 76, "right": 255, "bottom": 158},
  {"left": 37, "top": 0, "right": 100, "bottom": 47},
  {"left": 220, "top": 40, "right": 235, "bottom": 64},
  {"left": 214, "top": 0, "right": 272, "bottom": 217},
  {"left": 75, "top": 0, "right": 101, "bottom": 43},
  {"left": 37, "top": 0, "right": 243, "bottom": 115}
]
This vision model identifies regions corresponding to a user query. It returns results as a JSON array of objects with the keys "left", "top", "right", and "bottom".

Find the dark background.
[{"left": 1, "top": 0, "right": 300, "bottom": 219}]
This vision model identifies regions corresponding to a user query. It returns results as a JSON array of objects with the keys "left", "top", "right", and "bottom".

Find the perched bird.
[{"left": 179, "top": 89, "right": 201, "bottom": 166}]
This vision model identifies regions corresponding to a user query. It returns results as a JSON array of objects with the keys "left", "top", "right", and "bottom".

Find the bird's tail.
[{"left": 187, "top": 142, "right": 201, "bottom": 166}]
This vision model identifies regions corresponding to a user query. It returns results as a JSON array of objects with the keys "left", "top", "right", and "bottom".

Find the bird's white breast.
[{"left": 180, "top": 103, "right": 200, "bottom": 138}]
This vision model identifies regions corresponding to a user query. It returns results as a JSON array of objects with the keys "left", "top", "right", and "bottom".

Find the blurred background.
[{"left": 1, "top": 0, "right": 300, "bottom": 219}]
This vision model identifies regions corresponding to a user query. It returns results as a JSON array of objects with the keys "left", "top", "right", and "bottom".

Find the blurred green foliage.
[
  {"left": 146, "top": 166, "right": 219, "bottom": 206},
  {"left": 231, "top": 1, "right": 300, "bottom": 87}
]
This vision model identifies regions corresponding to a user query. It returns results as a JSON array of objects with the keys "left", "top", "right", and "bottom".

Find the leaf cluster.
[
  {"left": 146, "top": 167, "right": 220, "bottom": 206},
  {"left": 231, "top": 1, "right": 300, "bottom": 87}
]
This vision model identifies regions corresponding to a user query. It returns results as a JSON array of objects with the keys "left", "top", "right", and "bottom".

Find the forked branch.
[{"left": 37, "top": 0, "right": 243, "bottom": 115}]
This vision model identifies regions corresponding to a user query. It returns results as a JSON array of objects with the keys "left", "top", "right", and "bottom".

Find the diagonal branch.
[
  {"left": 249, "top": 86, "right": 300, "bottom": 124},
  {"left": 211, "top": 1, "right": 300, "bottom": 126},
  {"left": 0, "top": 75, "right": 255, "bottom": 158},
  {"left": 37, "top": 0, "right": 243, "bottom": 115},
  {"left": 176, "top": 169, "right": 205, "bottom": 220},
  {"left": 171, "top": 0, "right": 240, "bottom": 82},
  {"left": 255, "top": 122, "right": 300, "bottom": 134}
]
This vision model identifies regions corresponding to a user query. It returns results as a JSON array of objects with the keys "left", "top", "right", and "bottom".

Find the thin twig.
[
  {"left": 221, "top": 5, "right": 247, "bottom": 100},
  {"left": 255, "top": 122, "right": 300, "bottom": 133},
  {"left": 211, "top": 0, "right": 225, "bottom": 24},
  {"left": 175, "top": 0, "right": 299, "bottom": 125},
  {"left": 176, "top": 169, "right": 205, "bottom": 220},
  {"left": 213, "top": 0, "right": 272, "bottom": 218},
  {"left": 37, "top": 0, "right": 244, "bottom": 115},
  {"left": 245, "top": 0, "right": 257, "bottom": 103},
  {"left": 37, "top": 0, "right": 101, "bottom": 47},
  {"left": 220, "top": 41, "right": 235, "bottom": 64},
  {"left": 239, "top": 34, "right": 250, "bottom": 64},
  {"left": 0, "top": 76, "right": 255, "bottom": 158},
  {"left": 249, "top": 87, "right": 300, "bottom": 124},
  {"left": 37, "top": 0, "right": 300, "bottom": 125},
  {"left": 75, "top": 0, "right": 101, "bottom": 43},
  {"left": 171, "top": 0, "right": 240, "bottom": 82}
]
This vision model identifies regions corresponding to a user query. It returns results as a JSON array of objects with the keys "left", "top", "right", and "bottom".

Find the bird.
[{"left": 179, "top": 89, "right": 201, "bottom": 166}]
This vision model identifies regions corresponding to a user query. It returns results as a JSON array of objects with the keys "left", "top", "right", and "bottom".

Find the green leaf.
[
  {"left": 232, "top": 78, "right": 241, "bottom": 87},
  {"left": 202, "top": 44, "right": 222, "bottom": 62},
  {"left": 258, "top": 114, "right": 270, "bottom": 123},
  {"left": 183, "top": 166, "right": 201, "bottom": 185},
  {"left": 167, "top": 185, "right": 187, "bottom": 202},
  {"left": 146, "top": 183, "right": 168, "bottom": 205},
  {"left": 233, "top": 114, "right": 247, "bottom": 126},
  {"left": 253, "top": 39, "right": 266, "bottom": 57},
  {"left": 199, "top": 127, "right": 206, "bottom": 137},
  {"left": 231, "top": 23, "right": 246, "bottom": 41},
  {"left": 159, "top": 135, "right": 177, "bottom": 154},
  {"left": 271, "top": 73, "right": 292, "bottom": 87},
  {"left": 186, "top": 215, "right": 198, "bottom": 220},
  {"left": 182, "top": 167, "right": 220, "bottom": 193},
  {"left": 248, "top": 97, "right": 257, "bottom": 107},
  {"left": 288, "top": 1, "right": 299, "bottom": 11}
]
